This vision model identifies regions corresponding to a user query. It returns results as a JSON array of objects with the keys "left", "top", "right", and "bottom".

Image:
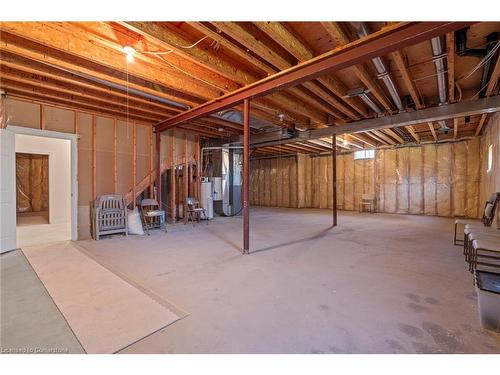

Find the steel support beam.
[
  {"left": 243, "top": 99, "right": 250, "bottom": 254},
  {"left": 155, "top": 130, "right": 162, "bottom": 208},
  {"left": 251, "top": 96, "right": 500, "bottom": 148},
  {"left": 332, "top": 137, "right": 337, "bottom": 227},
  {"left": 155, "top": 22, "right": 471, "bottom": 132},
  {"left": 307, "top": 96, "right": 500, "bottom": 138}
]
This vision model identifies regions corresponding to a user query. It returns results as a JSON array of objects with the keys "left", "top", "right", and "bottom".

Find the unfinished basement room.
[{"left": 1, "top": 4, "right": 500, "bottom": 369}]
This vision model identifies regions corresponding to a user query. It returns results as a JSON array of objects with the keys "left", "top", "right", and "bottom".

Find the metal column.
[
  {"left": 155, "top": 130, "right": 162, "bottom": 206},
  {"left": 243, "top": 99, "right": 250, "bottom": 254},
  {"left": 332, "top": 136, "right": 337, "bottom": 227}
]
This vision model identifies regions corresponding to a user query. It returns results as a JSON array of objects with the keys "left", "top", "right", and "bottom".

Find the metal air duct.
[{"left": 352, "top": 22, "right": 404, "bottom": 112}]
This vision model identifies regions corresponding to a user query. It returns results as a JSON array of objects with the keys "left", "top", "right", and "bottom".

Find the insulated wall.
[
  {"left": 158, "top": 129, "right": 200, "bottom": 223},
  {"left": 251, "top": 139, "right": 482, "bottom": 219},
  {"left": 479, "top": 113, "right": 500, "bottom": 227},
  {"left": 5, "top": 98, "right": 155, "bottom": 239},
  {"left": 15, "top": 153, "right": 49, "bottom": 213},
  {"left": 250, "top": 156, "right": 298, "bottom": 208}
]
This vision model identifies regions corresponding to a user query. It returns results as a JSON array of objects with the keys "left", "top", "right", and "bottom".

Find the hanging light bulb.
[{"left": 122, "top": 46, "right": 136, "bottom": 62}]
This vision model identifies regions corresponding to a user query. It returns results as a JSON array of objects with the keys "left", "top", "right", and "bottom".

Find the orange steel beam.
[{"left": 155, "top": 22, "right": 472, "bottom": 132}]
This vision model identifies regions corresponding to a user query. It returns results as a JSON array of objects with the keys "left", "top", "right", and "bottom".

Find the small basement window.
[
  {"left": 486, "top": 144, "right": 493, "bottom": 174},
  {"left": 354, "top": 149, "right": 375, "bottom": 160}
]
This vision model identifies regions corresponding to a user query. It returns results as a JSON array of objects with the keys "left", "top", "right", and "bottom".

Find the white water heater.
[{"left": 200, "top": 181, "right": 214, "bottom": 219}]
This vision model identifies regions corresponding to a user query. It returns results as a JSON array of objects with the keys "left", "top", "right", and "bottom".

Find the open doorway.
[
  {"left": 16, "top": 153, "right": 50, "bottom": 226},
  {"left": 9, "top": 128, "right": 77, "bottom": 249}
]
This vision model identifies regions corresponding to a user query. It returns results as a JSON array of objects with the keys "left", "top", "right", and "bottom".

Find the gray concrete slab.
[
  {"left": 75, "top": 208, "right": 500, "bottom": 354},
  {"left": 0, "top": 250, "right": 84, "bottom": 354}
]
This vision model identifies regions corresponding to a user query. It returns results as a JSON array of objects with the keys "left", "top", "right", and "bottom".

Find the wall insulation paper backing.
[
  {"left": 77, "top": 112, "right": 93, "bottom": 239},
  {"left": 396, "top": 147, "right": 409, "bottom": 214},
  {"left": 353, "top": 158, "right": 364, "bottom": 211},
  {"left": 116, "top": 121, "right": 133, "bottom": 196},
  {"left": 319, "top": 156, "right": 329, "bottom": 209},
  {"left": 135, "top": 124, "right": 150, "bottom": 184},
  {"left": 327, "top": 155, "right": 333, "bottom": 209},
  {"left": 423, "top": 145, "right": 437, "bottom": 216},
  {"left": 344, "top": 155, "right": 354, "bottom": 211},
  {"left": 16, "top": 153, "right": 49, "bottom": 213},
  {"left": 289, "top": 156, "right": 298, "bottom": 208},
  {"left": 436, "top": 143, "right": 452, "bottom": 217},
  {"left": 383, "top": 149, "right": 397, "bottom": 213},
  {"left": 453, "top": 142, "right": 468, "bottom": 217},
  {"left": 408, "top": 146, "right": 424, "bottom": 215},
  {"left": 336, "top": 155, "right": 345, "bottom": 210},
  {"left": 466, "top": 138, "right": 480, "bottom": 218},
  {"left": 96, "top": 116, "right": 114, "bottom": 196},
  {"left": 249, "top": 139, "right": 483, "bottom": 219},
  {"left": 6, "top": 98, "right": 40, "bottom": 129},
  {"left": 44, "top": 106, "right": 74, "bottom": 134},
  {"left": 375, "top": 149, "right": 384, "bottom": 212}
]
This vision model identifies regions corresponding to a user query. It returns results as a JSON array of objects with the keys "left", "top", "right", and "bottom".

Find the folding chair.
[
  {"left": 140, "top": 198, "right": 167, "bottom": 235},
  {"left": 185, "top": 197, "right": 208, "bottom": 225},
  {"left": 359, "top": 193, "right": 375, "bottom": 213},
  {"left": 454, "top": 192, "right": 499, "bottom": 246},
  {"left": 92, "top": 194, "right": 128, "bottom": 240}
]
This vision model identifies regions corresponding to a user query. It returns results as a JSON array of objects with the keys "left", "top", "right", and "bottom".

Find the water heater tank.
[{"left": 200, "top": 181, "right": 214, "bottom": 219}]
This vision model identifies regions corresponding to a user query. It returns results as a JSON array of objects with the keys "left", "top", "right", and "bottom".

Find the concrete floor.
[
  {"left": 2, "top": 207, "right": 500, "bottom": 353},
  {"left": 0, "top": 250, "right": 84, "bottom": 354},
  {"left": 73, "top": 207, "right": 500, "bottom": 354},
  {"left": 16, "top": 215, "right": 71, "bottom": 248}
]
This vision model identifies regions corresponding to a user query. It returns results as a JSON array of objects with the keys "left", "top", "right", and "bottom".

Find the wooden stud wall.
[
  {"left": 251, "top": 139, "right": 483, "bottom": 219},
  {"left": 5, "top": 97, "right": 155, "bottom": 238},
  {"left": 479, "top": 113, "right": 500, "bottom": 227},
  {"left": 159, "top": 128, "right": 200, "bottom": 223}
]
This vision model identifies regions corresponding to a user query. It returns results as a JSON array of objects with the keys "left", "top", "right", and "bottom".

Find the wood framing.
[{"left": 156, "top": 22, "right": 470, "bottom": 132}]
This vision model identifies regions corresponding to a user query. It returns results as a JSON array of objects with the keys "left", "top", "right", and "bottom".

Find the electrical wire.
[
  {"left": 157, "top": 54, "right": 228, "bottom": 92},
  {"left": 141, "top": 36, "right": 208, "bottom": 55},
  {"left": 457, "top": 41, "right": 500, "bottom": 82}
]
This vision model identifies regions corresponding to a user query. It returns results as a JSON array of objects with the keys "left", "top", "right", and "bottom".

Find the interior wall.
[
  {"left": 16, "top": 153, "right": 49, "bottom": 214},
  {"left": 159, "top": 129, "right": 200, "bottom": 223},
  {"left": 251, "top": 139, "right": 482, "bottom": 219},
  {"left": 479, "top": 113, "right": 500, "bottom": 227},
  {"left": 15, "top": 134, "right": 71, "bottom": 224},
  {"left": 251, "top": 156, "right": 299, "bottom": 208},
  {"left": 6, "top": 98, "right": 154, "bottom": 239}
]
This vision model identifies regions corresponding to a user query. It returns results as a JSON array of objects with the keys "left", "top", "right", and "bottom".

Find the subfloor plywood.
[{"left": 21, "top": 241, "right": 181, "bottom": 353}]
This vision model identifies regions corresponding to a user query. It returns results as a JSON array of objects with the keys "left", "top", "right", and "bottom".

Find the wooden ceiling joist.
[
  {"left": 475, "top": 51, "right": 500, "bottom": 136},
  {"left": 214, "top": 21, "right": 358, "bottom": 120},
  {"left": 446, "top": 32, "right": 456, "bottom": 103},
  {"left": 0, "top": 33, "right": 202, "bottom": 107},
  {"left": 0, "top": 70, "right": 175, "bottom": 119},
  {"left": 0, "top": 23, "right": 223, "bottom": 101},
  {"left": 0, "top": 55, "right": 184, "bottom": 114},
  {"left": 391, "top": 49, "right": 435, "bottom": 141},
  {"left": 6, "top": 91, "right": 155, "bottom": 124},
  {"left": 321, "top": 22, "right": 394, "bottom": 113},
  {"left": 156, "top": 22, "right": 470, "bottom": 132}
]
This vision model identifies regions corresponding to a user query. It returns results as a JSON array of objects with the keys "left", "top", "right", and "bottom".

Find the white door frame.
[
  {"left": 0, "top": 128, "right": 16, "bottom": 253},
  {"left": 7, "top": 125, "right": 78, "bottom": 242}
]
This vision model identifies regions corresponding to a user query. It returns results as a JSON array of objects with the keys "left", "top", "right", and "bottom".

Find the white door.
[{"left": 0, "top": 128, "right": 16, "bottom": 253}]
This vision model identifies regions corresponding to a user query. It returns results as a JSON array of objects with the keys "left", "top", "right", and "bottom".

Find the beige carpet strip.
[{"left": 22, "top": 241, "right": 180, "bottom": 353}]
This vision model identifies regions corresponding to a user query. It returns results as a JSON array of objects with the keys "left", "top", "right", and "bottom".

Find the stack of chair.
[
  {"left": 455, "top": 193, "right": 500, "bottom": 273},
  {"left": 91, "top": 194, "right": 128, "bottom": 240}
]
